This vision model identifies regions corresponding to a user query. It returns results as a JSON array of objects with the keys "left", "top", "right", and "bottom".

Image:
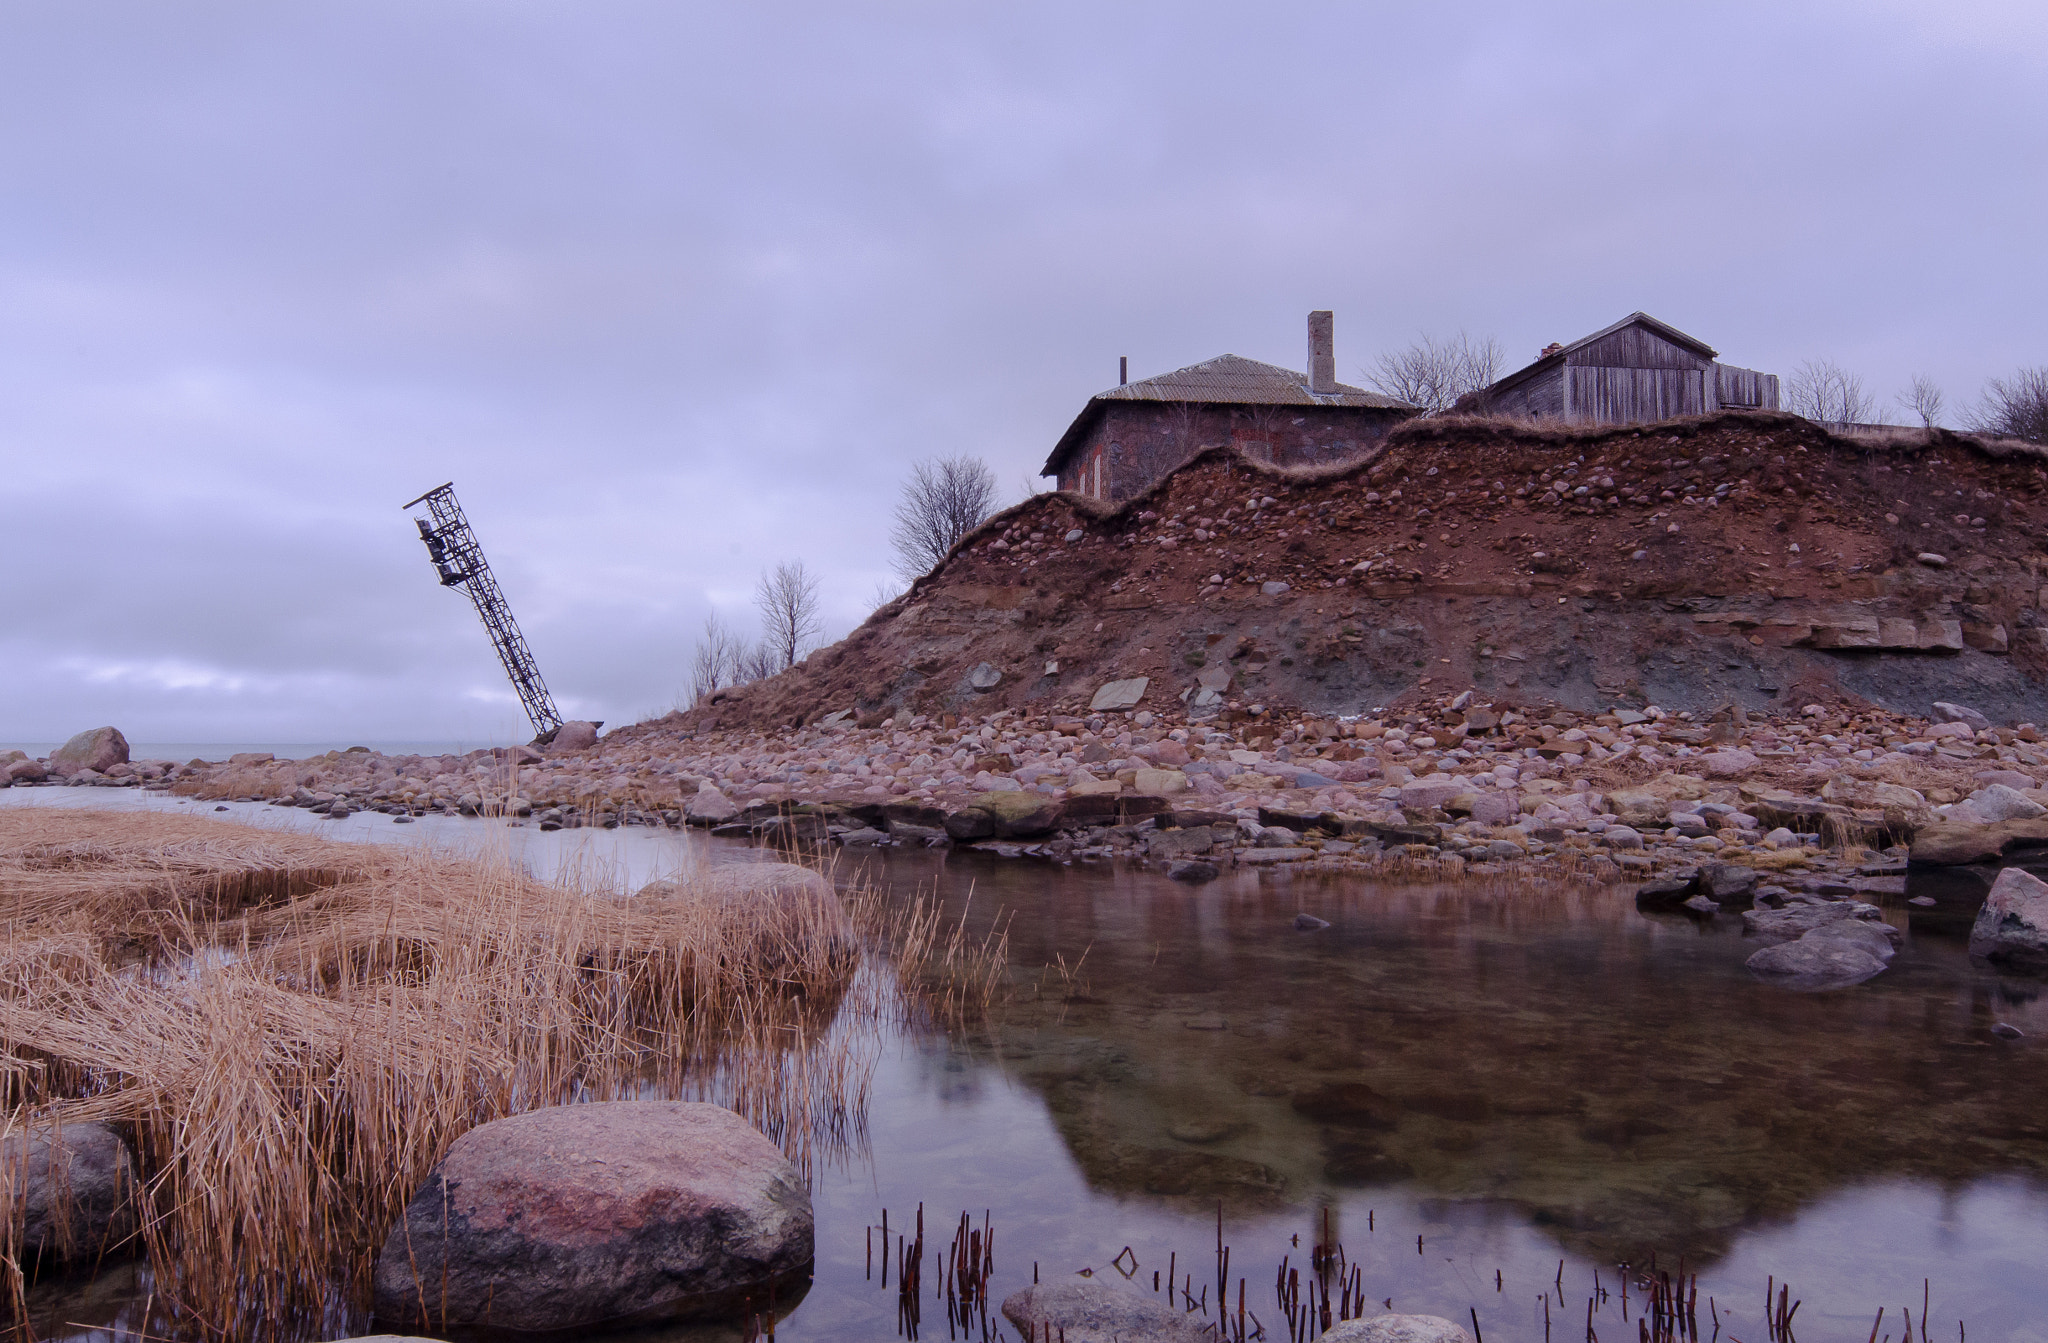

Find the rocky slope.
[{"left": 687, "top": 411, "right": 2048, "bottom": 731}]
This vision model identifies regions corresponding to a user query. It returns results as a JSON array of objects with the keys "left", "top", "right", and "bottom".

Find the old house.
[
  {"left": 1042, "top": 312, "right": 1415, "bottom": 502},
  {"left": 1468, "top": 312, "right": 1779, "bottom": 425}
]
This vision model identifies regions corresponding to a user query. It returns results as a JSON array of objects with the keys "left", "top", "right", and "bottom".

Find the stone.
[
  {"left": 1241, "top": 847, "right": 1312, "bottom": 864},
  {"left": 684, "top": 785, "right": 740, "bottom": 825},
  {"left": 1933, "top": 701, "right": 1993, "bottom": 732},
  {"left": 1167, "top": 859, "right": 1219, "bottom": 883},
  {"left": 49, "top": 727, "right": 128, "bottom": 776},
  {"left": 1969, "top": 865, "right": 2048, "bottom": 973},
  {"left": 1697, "top": 749, "right": 1759, "bottom": 779},
  {"left": 1603, "top": 825, "right": 1644, "bottom": 849},
  {"left": 1700, "top": 864, "right": 1759, "bottom": 901},
  {"left": 550, "top": 721, "right": 601, "bottom": 752},
  {"left": 1195, "top": 665, "right": 1233, "bottom": 692},
  {"left": 1745, "top": 932, "right": 1889, "bottom": 989},
  {"left": 1991, "top": 1022, "right": 2025, "bottom": 1039},
  {"left": 1916, "top": 552, "right": 1949, "bottom": 567},
  {"left": 1293, "top": 912, "right": 1331, "bottom": 930},
  {"left": 1398, "top": 778, "right": 1465, "bottom": 811},
  {"left": 1148, "top": 825, "right": 1215, "bottom": 858},
  {"left": 1606, "top": 787, "right": 1668, "bottom": 825},
  {"left": 1261, "top": 581, "right": 1292, "bottom": 596},
  {"left": 1467, "top": 793, "right": 1519, "bottom": 826},
  {"left": 1133, "top": 767, "right": 1189, "bottom": 795},
  {"left": 1682, "top": 895, "right": 1720, "bottom": 914},
  {"left": 1909, "top": 817, "right": 2048, "bottom": 867},
  {"left": 1003, "top": 1279, "right": 1215, "bottom": 1343},
  {"left": 1742, "top": 900, "right": 1894, "bottom": 944},
  {"left": 1966, "top": 784, "right": 2046, "bottom": 823},
  {"left": 1, "top": 1120, "right": 138, "bottom": 1265},
  {"left": 1090, "top": 678, "right": 1150, "bottom": 712},
  {"left": 371, "top": 1102, "right": 812, "bottom": 1334},
  {"left": 1321, "top": 1315, "right": 1475, "bottom": 1343},
  {"left": 7, "top": 759, "right": 49, "bottom": 783},
  {"left": 967, "top": 662, "right": 1002, "bottom": 691},
  {"left": 971, "top": 788, "right": 1065, "bottom": 837}
]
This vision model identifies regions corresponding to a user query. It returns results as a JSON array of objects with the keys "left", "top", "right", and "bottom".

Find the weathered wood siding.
[
  {"left": 1572, "top": 325, "right": 1713, "bottom": 372},
  {"left": 1486, "top": 367, "right": 1567, "bottom": 420},
  {"left": 1714, "top": 364, "right": 1780, "bottom": 410},
  {"left": 1565, "top": 366, "right": 1708, "bottom": 423}
]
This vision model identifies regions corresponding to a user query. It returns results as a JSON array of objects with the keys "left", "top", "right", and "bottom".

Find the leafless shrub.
[
  {"left": 1969, "top": 367, "right": 2048, "bottom": 444},
  {"left": 755, "top": 560, "right": 822, "bottom": 670},
  {"left": 687, "top": 612, "right": 743, "bottom": 703},
  {"left": 735, "top": 639, "right": 779, "bottom": 684},
  {"left": 890, "top": 455, "right": 999, "bottom": 580},
  {"left": 1364, "top": 332, "right": 1501, "bottom": 415},
  {"left": 1897, "top": 374, "right": 1945, "bottom": 430},
  {"left": 1785, "top": 358, "right": 1875, "bottom": 429}
]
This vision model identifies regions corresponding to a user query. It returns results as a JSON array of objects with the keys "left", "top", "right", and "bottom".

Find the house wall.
[
  {"left": 1055, "top": 401, "right": 1406, "bottom": 502},
  {"left": 1475, "top": 323, "right": 1781, "bottom": 426},
  {"left": 1486, "top": 366, "right": 1567, "bottom": 420},
  {"left": 1566, "top": 365, "right": 1710, "bottom": 422}
]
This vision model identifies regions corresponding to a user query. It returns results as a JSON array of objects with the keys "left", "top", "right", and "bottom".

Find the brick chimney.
[{"left": 1307, "top": 310, "right": 1335, "bottom": 394}]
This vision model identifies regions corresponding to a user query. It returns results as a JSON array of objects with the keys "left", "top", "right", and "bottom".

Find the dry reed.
[{"left": 0, "top": 809, "right": 1001, "bottom": 1341}]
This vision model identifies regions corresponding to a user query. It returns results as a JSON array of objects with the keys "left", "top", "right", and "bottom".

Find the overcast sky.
[{"left": 3, "top": 1, "right": 2043, "bottom": 746}]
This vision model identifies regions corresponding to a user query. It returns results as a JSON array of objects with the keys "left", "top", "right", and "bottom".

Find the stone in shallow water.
[
  {"left": 1003, "top": 1278, "right": 1216, "bottom": 1342},
  {"left": 371, "top": 1101, "right": 812, "bottom": 1334},
  {"left": 1322, "top": 1315, "right": 1475, "bottom": 1343}
]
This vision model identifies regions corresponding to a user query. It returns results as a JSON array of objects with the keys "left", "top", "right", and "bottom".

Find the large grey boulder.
[
  {"left": 1958, "top": 784, "right": 2046, "bottom": 824},
  {"left": 1001, "top": 1279, "right": 1215, "bottom": 1342},
  {"left": 372, "top": 1102, "right": 812, "bottom": 1334},
  {"left": 1746, "top": 926, "right": 1895, "bottom": 990},
  {"left": 550, "top": 721, "right": 601, "bottom": 752},
  {"left": 1969, "top": 866, "right": 2048, "bottom": 973},
  {"left": 48, "top": 727, "right": 128, "bottom": 777},
  {"left": 1322, "top": 1315, "right": 1475, "bottom": 1343},
  {"left": 1, "top": 1120, "right": 138, "bottom": 1264},
  {"left": 1742, "top": 900, "right": 1890, "bottom": 943}
]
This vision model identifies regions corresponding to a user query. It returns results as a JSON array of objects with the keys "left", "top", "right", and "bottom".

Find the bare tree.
[
  {"left": 1364, "top": 332, "right": 1502, "bottom": 415},
  {"left": 1896, "top": 375, "right": 1945, "bottom": 430},
  {"left": 1969, "top": 367, "right": 2048, "bottom": 443},
  {"left": 1785, "top": 359, "right": 1875, "bottom": 429},
  {"left": 890, "top": 455, "right": 1000, "bottom": 580},
  {"left": 687, "top": 612, "right": 742, "bottom": 702},
  {"left": 734, "top": 641, "right": 778, "bottom": 683},
  {"left": 755, "top": 560, "right": 822, "bottom": 670}
]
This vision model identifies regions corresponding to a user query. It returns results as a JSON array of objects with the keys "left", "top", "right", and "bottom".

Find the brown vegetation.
[{"left": 0, "top": 810, "right": 1004, "bottom": 1339}]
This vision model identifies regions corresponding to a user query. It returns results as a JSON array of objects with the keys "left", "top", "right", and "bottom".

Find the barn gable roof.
[
  {"left": 1042, "top": 354, "right": 1412, "bottom": 477},
  {"left": 1482, "top": 311, "right": 1722, "bottom": 403}
]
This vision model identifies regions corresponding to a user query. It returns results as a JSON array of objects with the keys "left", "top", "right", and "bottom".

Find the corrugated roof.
[{"left": 1042, "top": 354, "right": 1414, "bottom": 477}]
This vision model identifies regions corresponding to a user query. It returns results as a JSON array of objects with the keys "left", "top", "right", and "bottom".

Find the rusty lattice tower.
[{"left": 402, "top": 482, "right": 565, "bottom": 743}]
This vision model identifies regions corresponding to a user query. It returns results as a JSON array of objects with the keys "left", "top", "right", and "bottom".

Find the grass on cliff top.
[{"left": 0, "top": 809, "right": 1003, "bottom": 1339}]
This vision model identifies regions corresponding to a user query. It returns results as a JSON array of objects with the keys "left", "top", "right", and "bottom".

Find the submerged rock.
[
  {"left": 1002, "top": 1278, "right": 1214, "bottom": 1343},
  {"left": 1747, "top": 916, "right": 1900, "bottom": 990},
  {"left": 0, "top": 1120, "right": 138, "bottom": 1265},
  {"left": 1969, "top": 866, "right": 2048, "bottom": 973},
  {"left": 1322, "top": 1316, "right": 1476, "bottom": 1343},
  {"left": 372, "top": 1101, "right": 812, "bottom": 1334}
]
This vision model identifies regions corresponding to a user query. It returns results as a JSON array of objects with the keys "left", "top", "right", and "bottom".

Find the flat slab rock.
[
  {"left": 372, "top": 1101, "right": 812, "bottom": 1335},
  {"left": 1970, "top": 865, "right": 2048, "bottom": 973},
  {"left": 1002, "top": 1279, "right": 1215, "bottom": 1342}
]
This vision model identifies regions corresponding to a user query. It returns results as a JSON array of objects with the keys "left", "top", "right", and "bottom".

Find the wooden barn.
[
  {"left": 1465, "top": 312, "right": 1779, "bottom": 425},
  {"left": 1042, "top": 312, "right": 1416, "bottom": 503}
]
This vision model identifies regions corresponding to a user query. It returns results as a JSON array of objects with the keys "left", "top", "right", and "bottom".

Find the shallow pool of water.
[{"left": 10, "top": 790, "right": 2047, "bottom": 1341}]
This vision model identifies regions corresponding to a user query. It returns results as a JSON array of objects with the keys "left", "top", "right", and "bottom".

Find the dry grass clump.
[{"left": 0, "top": 810, "right": 906, "bottom": 1340}]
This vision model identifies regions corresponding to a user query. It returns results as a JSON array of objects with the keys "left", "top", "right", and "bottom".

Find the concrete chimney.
[{"left": 1307, "top": 311, "right": 1335, "bottom": 394}]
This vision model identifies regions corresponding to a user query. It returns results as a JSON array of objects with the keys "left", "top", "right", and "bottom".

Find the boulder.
[
  {"left": 1933, "top": 701, "right": 1993, "bottom": 732},
  {"left": 690, "top": 782, "right": 751, "bottom": 824},
  {"left": 1, "top": 1120, "right": 138, "bottom": 1264},
  {"left": 1696, "top": 749, "right": 1760, "bottom": 779},
  {"left": 1148, "top": 825, "right": 1215, "bottom": 858},
  {"left": 956, "top": 789, "right": 1065, "bottom": 838},
  {"left": 1322, "top": 1315, "right": 1475, "bottom": 1343},
  {"left": 967, "top": 662, "right": 1002, "bottom": 691},
  {"left": 1969, "top": 866, "right": 2048, "bottom": 973},
  {"left": 1746, "top": 928, "right": 1892, "bottom": 989},
  {"left": 1167, "top": 859, "right": 1219, "bottom": 883},
  {"left": 1133, "top": 768, "right": 1188, "bottom": 796},
  {"left": 1741, "top": 900, "right": 1894, "bottom": 944},
  {"left": 1089, "top": 678, "right": 1150, "bottom": 712},
  {"left": 1467, "top": 793, "right": 1519, "bottom": 826},
  {"left": 1398, "top": 778, "right": 1464, "bottom": 812},
  {"left": 372, "top": 1102, "right": 812, "bottom": 1334},
  {"left": 1606, "top": 787, "right": 1669, "bottom": 826},
  {"left": 1001, "top": 1279, "right": 1215, "bottom": 1343},
  {"left": 48, "top": 727, "right": 128, "bottom": 776},
  {"left": 1699, "top": 864, "right": 1759, "bottom": 902},
  {"left": 550, "top": 721, "right": 601, "bottom": 752},
  {"left": 1965, "top": 784, "right": 2046, "bottom": 823},
  {"left": 1909, "top": 818, "right": 2048, "bottom": 867},
  {"left": 7, "top": 759, "right": 48, "bottom": 783}
]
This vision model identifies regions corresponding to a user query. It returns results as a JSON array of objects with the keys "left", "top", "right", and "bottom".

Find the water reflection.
[{"left": 9, "top": 792, "right": 2047, "bottom": 1340}]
